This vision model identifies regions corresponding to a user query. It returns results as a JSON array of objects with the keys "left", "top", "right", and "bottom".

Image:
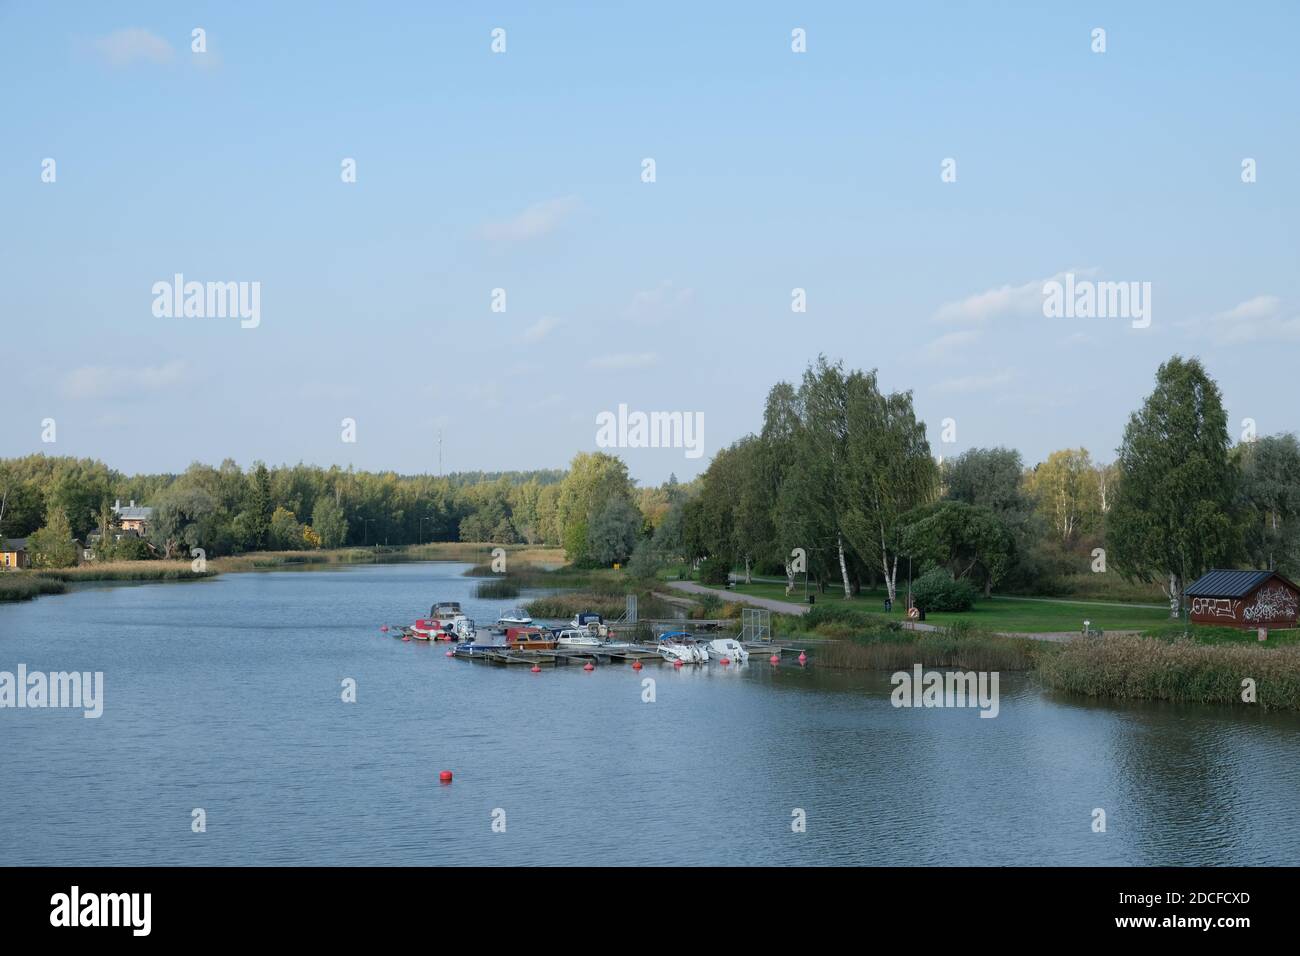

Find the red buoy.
[
  {"left": 439, "top": 770, "right": 453, "bottom": 783},
  {"left": 445, "top": 650, "right": 454, "bottom": 657},
  {"left": 673, "top": 660, "right": 684, "bottom": 669},
  {"left": 632, "top": 660, "right": 643, "bottom": 670},
  {"left": 380, "top": 625, "right": 389, "bottom": 633},
  {"left": 770, "top": 654, "right": 780, "bottom": 665},
  {"left": 583, "top": 662, "right": 595, "bottom": 672},
  {"left": 531, "top": 664, "right": 541, "bottom": 673},
  {"left": 402, "top": 635, "right": 411, "bottom": 642},
  {"left": 720, "top": 657, "right": 731, "bottom": 666}
]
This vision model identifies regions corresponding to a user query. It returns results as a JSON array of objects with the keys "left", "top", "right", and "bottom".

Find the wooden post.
[{"left": 1258, "top": 627, "right": 1268, "bottom": 642}]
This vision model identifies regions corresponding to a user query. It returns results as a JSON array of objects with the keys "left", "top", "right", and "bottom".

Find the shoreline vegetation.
[{"left": 4, "top": 546, "right": 1298, "bottom": 710}]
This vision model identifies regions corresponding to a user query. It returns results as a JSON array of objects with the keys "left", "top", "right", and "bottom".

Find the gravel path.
[{"left": 663, "top": 581, "right": 1144, "bottom": 643}]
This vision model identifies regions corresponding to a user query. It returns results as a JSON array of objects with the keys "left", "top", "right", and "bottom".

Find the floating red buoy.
[
  {"left": 583, "top": 662, "right": 595, "bottom": 672},
  {"left": 720, "top": 657, "right": 731, "bottom": 666},
  {"left": 380, "top": 625, "right": 389, "bottom": 633},
  {"left": 770, "top": 654, "right": 780, "bottom": 665},
  {"left": 673, "top": 660, "right": 684, "bottom": 669},
  {"left": 632, "top": 660, "right": 643, "bottom": 671},
  {"left": 531, "top": 664, "right": 541, "bottom": 673},
  {"left": 445, "top": 650, "right": 454, "bottom": 657},
  {"left": 402, "top": 635, "right": 411, "bottom": 642},
  {"left": 798, "top": 652, "right": 808, "bottom": 665},
  {"left": 439, "top": 770, "right": 453, "bottom": 783}
]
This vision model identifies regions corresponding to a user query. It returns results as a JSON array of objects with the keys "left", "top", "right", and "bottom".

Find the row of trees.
[
  {"left": 676, "top": 356, "right": 1300, "bottom": 617},
  {"left": 4, "top": 356, "right": 1298, "bottom": 607},
  {"left": 0, "top": 451, "right": 684, "bottom": 569}
]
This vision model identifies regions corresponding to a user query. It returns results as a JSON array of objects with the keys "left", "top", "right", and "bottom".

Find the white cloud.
[
  {"left": 1197, "top": 295, "right": 1300, "bottom": 345},
  {"left": 478, "top": 196, "right": 579, "bottom": 242},
  {"left": 923, "top": 329, "right": 981, "bottom": 358},
  {"left": 587, "top": 352, "right": 658, "bottom": 370},
  {"left": 519, "top": 316, "right": 560, "bottom": 344},
  {"left": 934, "top": 269, "right": 1094, "bottom": 325},
  {"left": 932, "top": 371, "right": 1012, "bottom": 394},
  {"left": 62, "top": 360, "right": 188, "bottom": 400},
  {"left": 93, "top": 28, "right": 175, "bottom": 68}
]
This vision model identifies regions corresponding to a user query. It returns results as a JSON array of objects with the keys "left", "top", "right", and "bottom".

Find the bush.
[
  {"left": 910, "top": 569, "right": 976, "bottom": 612},
  {"left": 699, "top": 559, "right": 731, "bottom": 586}
]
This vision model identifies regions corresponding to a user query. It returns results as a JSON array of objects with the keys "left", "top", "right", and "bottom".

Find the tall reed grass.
[
  {"left": 1038, "top": 634, "right": 1300, "bottom": 709},
  {"left": 0, "top": 575, "right": 67, "bottom": 602}
]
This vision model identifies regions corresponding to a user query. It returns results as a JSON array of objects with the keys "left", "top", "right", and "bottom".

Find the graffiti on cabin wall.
[
  {"left": 1191, "top": 597, "right": 1239, "bottom": 620},
  {"left": 1241, "top": 585, "right": 1299, "bottom": 623}
]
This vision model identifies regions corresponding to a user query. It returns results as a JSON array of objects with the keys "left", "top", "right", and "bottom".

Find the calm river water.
[{"left": 1, "top": 561, "right": 1297, "bottom": 866}]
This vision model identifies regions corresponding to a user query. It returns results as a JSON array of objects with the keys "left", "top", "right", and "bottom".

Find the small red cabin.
[{"left": 1185, "top": 570, "right": 1300, "bottom": 629}]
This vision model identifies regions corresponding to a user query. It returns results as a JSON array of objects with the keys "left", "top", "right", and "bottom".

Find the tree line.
[
  {"left": 3, "top": 355, "right": 1298, "bottom": 615},
  {"left": 673, "top": 355, "right": 1300, "bottom": 617}
]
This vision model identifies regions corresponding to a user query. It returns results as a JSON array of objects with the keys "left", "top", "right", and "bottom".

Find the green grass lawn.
[{"left": 727, "top": 580, "right": 1172, "bottom": 633}]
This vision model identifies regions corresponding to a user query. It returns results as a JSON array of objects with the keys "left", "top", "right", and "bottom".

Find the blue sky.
[{"left": 4, "top": 2, "right": 1298, "bottom": 484}]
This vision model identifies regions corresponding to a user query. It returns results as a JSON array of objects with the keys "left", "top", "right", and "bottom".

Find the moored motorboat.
[
  {"left": 657, "top": 631, "right": 710, "bottom": 664},
  {"left": 706, "top": 637, "right": 748, "bottom": 663},
  {"left": 556, "top": 627, "right": 604, "bottom": 649},
  {"left": 497, "top": 607, "right": 533, "bottom": 627},
  {"left": 504, "top": 626, "right": 557, "bottom": 650},
  {"left": 453, "top": 641, "right": 504, "bottom": 659}
]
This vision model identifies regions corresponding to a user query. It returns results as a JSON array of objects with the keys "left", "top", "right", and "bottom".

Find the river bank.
[
  {"left": 0, "top": 543, "right": 565, "bottom": 603},
  {"left": 6, "top": 549, "right": 1299, "bottom": 711}
]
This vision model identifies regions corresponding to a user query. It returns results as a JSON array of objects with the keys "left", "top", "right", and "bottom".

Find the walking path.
[
  {"left": 666, "top": 580, "right": 810, "bottom": 616},
  {"left": 664, "top": 580, "right": 1128, "bottom": 643}
]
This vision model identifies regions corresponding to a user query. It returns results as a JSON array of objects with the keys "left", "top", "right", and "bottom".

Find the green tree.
[
  {"left": 586, "top": 497, "right": 642, "bottom": 565},
  {"left": 248, "top": 463, "right": 273, "bottom": 550},
  {"left": 1109, "top": 356, "right": 1239, "bottom": 617},
  {"left": 311, "top": 496, "right": 349, "bottom": 549},
  {"left": 838, "top": 374, "right": 938, "bottom": 603},
  {"left": 150, "top": 486, "right": 219, "bottom": 559},
  {"left": 897, "top": 500, "right": 1014, "bottom": 598},
  {"left": 554, "top": 452, "right": 637, "bottom": 564},
  {"left": 1236, "top": 433, "right": 1300, "bottom": 575},
  {"left": 27, "top": 506, "right": 79, "bottom": 568},
  {"left": 268, "top": 506, "right": 305, "bottom": 550}
]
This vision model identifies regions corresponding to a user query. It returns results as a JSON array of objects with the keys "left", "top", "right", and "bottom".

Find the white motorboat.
[
  {"left": 566, "top": 612, "right": 608, "bottom": 638},
  {"left": 657, "top": 632, "right": 710, "bottom": 664},
  {"left": 556, "top": 627, "right": 604, "bottom": 649},
  {"left": 496, "top": 607, "right": 533, "bottom": 627},
  {"left": 706, "top": 638, "right": 748, "bottom": 663},
  {"left": 451, "top": 615, "right": 477, "bottom": 642}
]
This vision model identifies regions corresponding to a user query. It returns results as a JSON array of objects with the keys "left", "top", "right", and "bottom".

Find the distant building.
[
  {"left": 1, "top": 538, "right": 29, "bottom": 570},
  {"left": 113, "top": 499, "right": 154, "bottom": 534},
  {"left": 1185, "top": 569, "right": 1300, "bottom": 629}
]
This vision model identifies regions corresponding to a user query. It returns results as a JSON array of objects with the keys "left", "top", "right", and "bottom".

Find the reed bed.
[
  {"left": 811, "top": 624, "right": 1039, "bottom": 672},
  {"left": 474, "top": 578, "right": 521, "bottom": 599},
  {"left": 1038, "top": 634, "right": 1300, "bottom": 710},
  {"left": 29, "top": 561, "right": 215, "bottom": 583},
  {"left": 0, "top": 575, "right": 67, "bottom": 602},
  {"left": 524, "top": 592, "right": 627, "bottom": 620}
]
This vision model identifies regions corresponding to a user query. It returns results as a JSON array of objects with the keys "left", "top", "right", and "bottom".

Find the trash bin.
[
  {"left": 884, "top": 598, "right": 893, "bottom": 613},
  {"left": 808, "top": 594, "right": 816, "bottom": 605}
]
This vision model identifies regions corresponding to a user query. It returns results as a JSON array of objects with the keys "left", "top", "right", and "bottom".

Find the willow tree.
[{"left": 1109, "top": 356, "right": 1239, "bottom": 617}]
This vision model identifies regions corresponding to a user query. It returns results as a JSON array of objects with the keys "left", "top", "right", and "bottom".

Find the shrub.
[
  {"left": 699, "top": 559, "right": 731, "bottom": 586},
  {"left": 910, "top": 569, "right": 976, "bottom": 612}
]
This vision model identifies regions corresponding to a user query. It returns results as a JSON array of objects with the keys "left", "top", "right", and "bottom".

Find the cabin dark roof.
[
  {"left": 2, "top": 538, "right": 28, "bottom": 551},
  {"left": 1185, "top": 569, "right": 1296, "bottom": 598}
]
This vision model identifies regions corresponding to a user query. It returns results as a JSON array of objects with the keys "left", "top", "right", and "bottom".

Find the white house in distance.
[{"left": 113, "top": 499, "right": 154, "bottom": 534}]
